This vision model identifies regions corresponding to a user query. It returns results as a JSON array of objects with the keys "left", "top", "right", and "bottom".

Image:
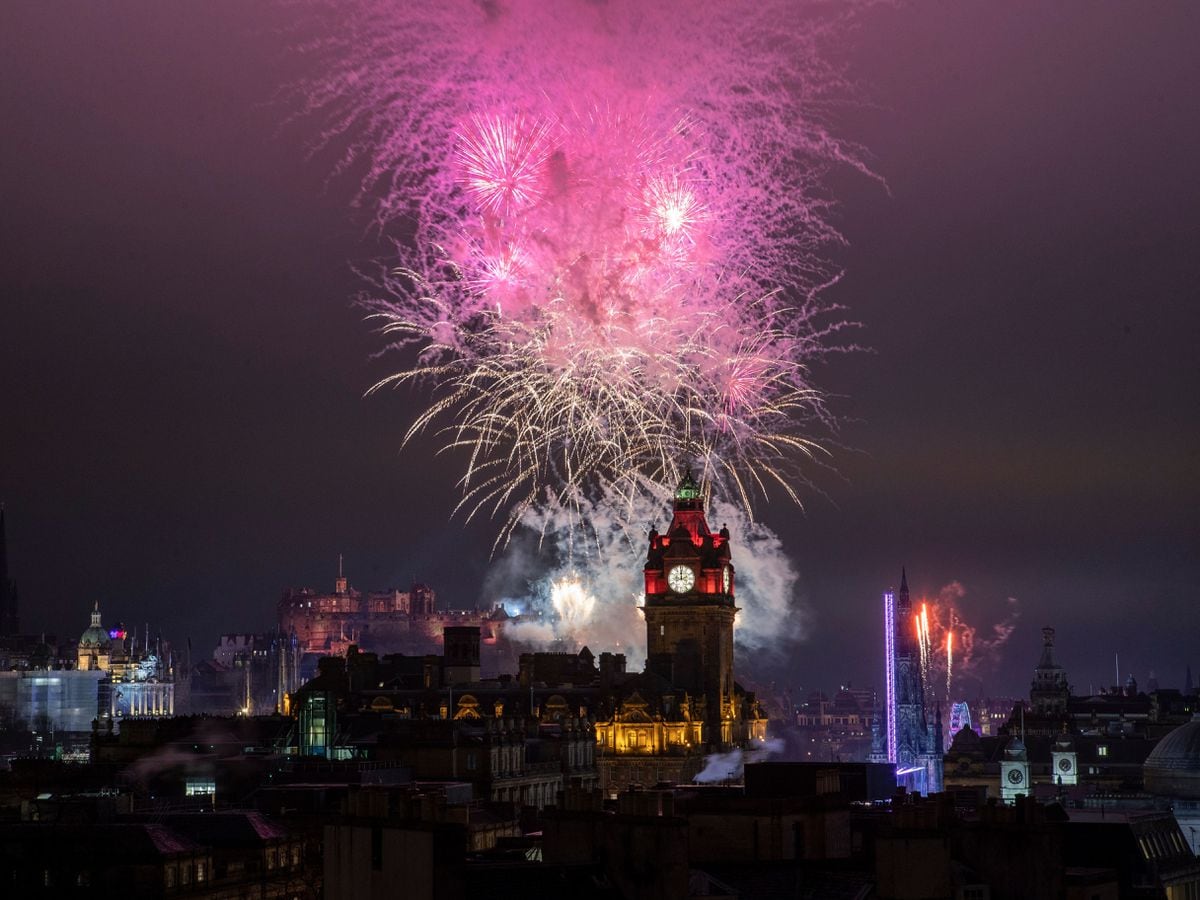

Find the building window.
[
  {"left": 181, "top": 865, "right": 190, "bottom": 886},
  {"left": 196, "top": 862, "right": 206, "bottom": 884},
  {"left": 165, "top": 867, "right": 176, "bottom": 889},
  {"left": 1097, "top": 745, "right": 1108, "bottom": 757},
  {"left": 266, "top": 848, "right": 275, "bottom": 870},
  {"left": 185, "top": 779, "right": 216, "bottom": 797},
  {"left": 467, "top": 751, "right": 477, "bottom": 771}
]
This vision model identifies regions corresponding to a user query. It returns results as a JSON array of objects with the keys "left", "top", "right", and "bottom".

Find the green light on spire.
[{"left": 675, "top": 469, "right": 700, "bottom": 501}]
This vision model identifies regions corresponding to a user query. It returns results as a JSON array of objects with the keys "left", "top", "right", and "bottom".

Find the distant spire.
[
  {"left": 900, "top": 567, "right": 909, "bottom": 593},
  {"left": 335, "top": 553, "right": 348, "bottom": 595},
  {"left": 1037, "top": 627, "right": 1060, "bottom": 670}
]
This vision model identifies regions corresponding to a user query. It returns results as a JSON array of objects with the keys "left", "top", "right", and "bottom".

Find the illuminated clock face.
[
  {"left": 722, "top": 566, "right": 731, "bottom": 593},
  {"left": 1007, "top": 768, "right": 1024, "bottom": 785},
  {"left": 667, "top": 565, "right": 695, "bottom": 593},
  {"left": 1058, "top": 757, "right": 1073, "bottom": 772}
]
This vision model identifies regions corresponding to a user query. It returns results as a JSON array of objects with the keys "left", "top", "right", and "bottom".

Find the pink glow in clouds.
[{"left": 296, "top": 0, "right": 875, "bottom": 534}]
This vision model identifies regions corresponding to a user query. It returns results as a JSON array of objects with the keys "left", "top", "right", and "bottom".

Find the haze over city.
[{"left": 2, "top": 1, "right": 1197, "bottom": 699}]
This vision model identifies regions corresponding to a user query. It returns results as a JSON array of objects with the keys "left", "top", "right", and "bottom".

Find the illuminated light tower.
[{"left": 883, "top": 589, "right": 898, "bottom": 763}]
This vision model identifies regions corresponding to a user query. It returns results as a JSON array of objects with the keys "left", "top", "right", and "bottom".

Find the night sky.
[{"left": 2, "top": 2, "right": 1197, "bottom": 698}]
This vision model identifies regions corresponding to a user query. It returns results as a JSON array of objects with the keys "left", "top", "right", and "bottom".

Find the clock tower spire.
[{"left": 642, "top": 470, "right": 738, "bottom": 746}]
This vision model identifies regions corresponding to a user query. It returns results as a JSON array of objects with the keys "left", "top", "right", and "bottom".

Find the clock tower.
[
  {"left": 1052, "top": 730, "right": 1078, "bottom": 786},
  {"left": 642, "top": 471, "right": 737, "bottom": 746},
  {"left": 1000, "top": 735, "right": 1031, "bottom": 802}
]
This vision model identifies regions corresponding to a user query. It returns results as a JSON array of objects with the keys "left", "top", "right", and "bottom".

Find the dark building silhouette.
[{"left": 1030, "top": 626, "right": 1070, "bottom": 715}]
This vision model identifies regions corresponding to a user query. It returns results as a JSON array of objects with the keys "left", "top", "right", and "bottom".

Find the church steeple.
[{"left": 896, "top": 567, "right": 913, "bottom": 633}]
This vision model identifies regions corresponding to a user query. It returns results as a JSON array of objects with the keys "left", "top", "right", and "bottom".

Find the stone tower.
[
  {"left": 1030, "top": 626, "right": 1070, "bottom": 715},
  {"left": 642, "top": 471, "right": 737, "bottom": 746}
]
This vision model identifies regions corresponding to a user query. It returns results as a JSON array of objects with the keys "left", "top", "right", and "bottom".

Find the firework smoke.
[
  {"left": 694, "top": 737, "right": 785, "bottom": 784},
  {"left": 295, "top": 0, "right": 872, "bottom": 540},
  {"left": 485, "top": 480, "right": 808, "bottom": 669}
]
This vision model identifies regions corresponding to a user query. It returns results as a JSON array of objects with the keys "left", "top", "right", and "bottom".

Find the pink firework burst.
[
  {"left": 295, "top": 0, "right": 876, "bottom": 531},
  {"left": 456, "top": 114, "right": 554, "bottom": 218}
]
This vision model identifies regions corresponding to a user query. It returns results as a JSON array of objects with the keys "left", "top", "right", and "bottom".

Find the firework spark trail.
[
  {"left": 297, "top": 0, "right": 874, "bottom": 536},
  {"left": 946, "top": 630, "right": 953, "bottom": 697},
  {"left": 906, "top": 585, "right": 1022, "bottom": 704},
  {"left": 915, "top": 604, "right": 932, "bottom": 687},
  {"left": 549, "top": 574, "right": 597, "bottom": 634}
]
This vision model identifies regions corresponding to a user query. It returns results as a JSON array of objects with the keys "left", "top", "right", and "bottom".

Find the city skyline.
[{"left": 2, "top": 2, "right": 1197, "bottom": 699}]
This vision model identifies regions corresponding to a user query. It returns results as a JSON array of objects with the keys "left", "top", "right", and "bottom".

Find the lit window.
[
  {"left": 196, "top": 862, "right": 206, "bottom": 884},
  {"left": 185, "top": 779, "right": 216, "bottom": 797},
  {"left": 1097, "top": 745, "right": 1108, "bottom": 757}
]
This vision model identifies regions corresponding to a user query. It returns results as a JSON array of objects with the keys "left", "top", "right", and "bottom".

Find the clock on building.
[
  {"left": 722, "top": 566, "right": 731, "bottom": 593},
  {"left": 667, "top": 565, "right": 695, "bottom": 593},
  {"left": 1058, "top": 757, "right": 1073, "bottom": 772},
  {"left": 1007, "top": 768, "right": 1025, "bottom": 785}
]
